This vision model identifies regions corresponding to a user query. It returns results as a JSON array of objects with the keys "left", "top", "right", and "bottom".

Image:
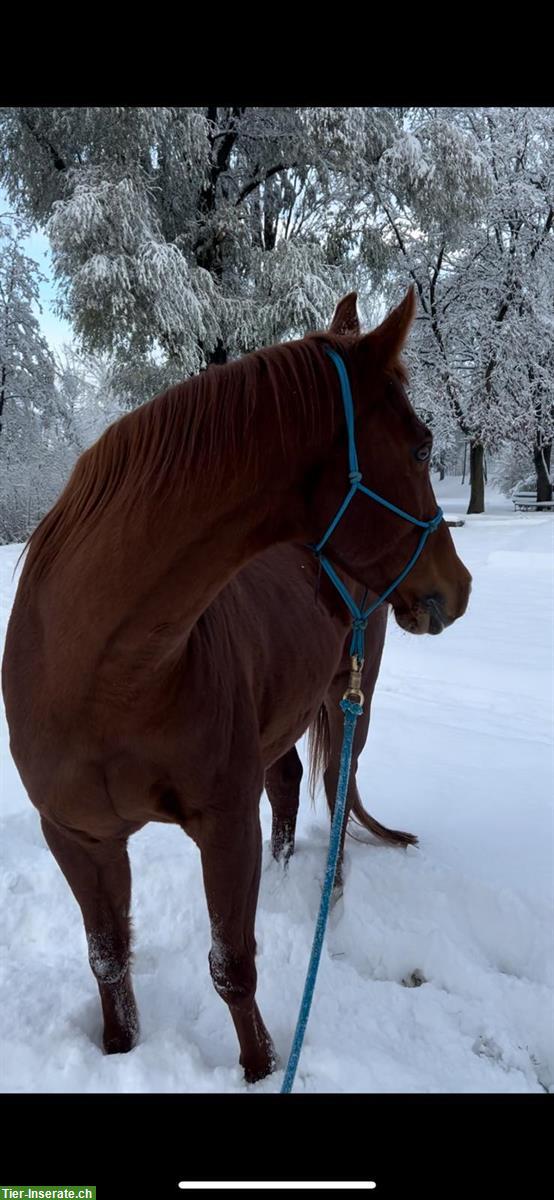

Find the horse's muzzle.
[{"left": 393, "top": 592, "right": 453, "bottom": 636}]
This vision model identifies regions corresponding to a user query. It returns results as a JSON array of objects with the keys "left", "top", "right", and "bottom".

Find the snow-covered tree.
[
  {"left": 354, "top": 107, "right": 494, "bottom": 511},
  {"left": 0, "top": 212, "right": 56, "bottom": 446},
  {"left": 355, "top": 107, "right": 554, "bottom": 511},
  {"left": 0, "top": 107, "right": 397, "bottom": 374},
  {"left": 1, "top": 338, "right": 132, "bottom": 543},
  {"left": 490, "top": 440, "right": 536, "bottom": 498},
  {"left": 0, "top": 212, "right": 61, "bottom": 540},
  {"left": 452, "top": 108, "right": 554, "bottom": 504},
  {"left": 2, "top": 106, "right": 551, "bottom": 521},
  {"left": 54, "top": 345, "right": 124, "bottom": 451},
  {"left": 0, "top": 213, "right": 129, "bottom": 541}
]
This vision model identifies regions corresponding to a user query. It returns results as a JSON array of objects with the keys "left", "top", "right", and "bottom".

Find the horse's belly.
[
  {"left": 258, "top": 643, "right": 343, "bottom": 768},
  {"left": 262, "top": 711, "right": 320, "bottom": 770}
]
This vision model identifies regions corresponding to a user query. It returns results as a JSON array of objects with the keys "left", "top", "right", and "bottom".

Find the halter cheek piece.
[{"left": 310, "top": 347, "right": 444, "bottom": 664}]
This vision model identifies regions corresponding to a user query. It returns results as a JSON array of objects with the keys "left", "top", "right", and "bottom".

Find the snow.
[{"left": 1, "top": 478, "right": 552, "bottom": 1094}]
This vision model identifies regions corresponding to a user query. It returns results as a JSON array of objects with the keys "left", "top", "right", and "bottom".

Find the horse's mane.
[{"left": 22, "top": 332, "right": 349, "bottom": 586}]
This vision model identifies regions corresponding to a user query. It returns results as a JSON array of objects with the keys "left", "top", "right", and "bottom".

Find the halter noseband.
[{"left": 310, "top": 347, "right": 443, "bottom": 661}]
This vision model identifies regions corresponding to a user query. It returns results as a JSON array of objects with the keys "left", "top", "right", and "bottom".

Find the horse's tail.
[
  {"left": 307, "top": 702, "right": 331, "bottom": 802},
  {"left": 307, "top": 702, "right": 418, "bottom": 848},
  {"left": 349, "top": 794, "right": 418, "bottom": 848}
]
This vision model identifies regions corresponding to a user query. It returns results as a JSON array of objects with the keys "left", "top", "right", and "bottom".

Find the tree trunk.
[
  {"left": 461, "top": 440, "right": 468, "bottom": 484},
  {"left": 0, "top": 362, "right": 6, "bottom": 437},
  {"left": 467, "top": 442, "right": 485, "bottom": 513},
  {"left": 533, "top": 439, "right": 552, "bottom": 504}
]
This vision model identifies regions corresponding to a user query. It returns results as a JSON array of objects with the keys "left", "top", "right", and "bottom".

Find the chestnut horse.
[{"left": 2, "top": 287, "right": 471, "bottom": 1083}]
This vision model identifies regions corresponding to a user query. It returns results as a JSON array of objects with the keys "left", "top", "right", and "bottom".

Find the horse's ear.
[
  {"left": 362, "top": 286, "right": 416, "bottom": 365},
  {"left": 328, "top": 292, "right": 360, "bottom": 335}
]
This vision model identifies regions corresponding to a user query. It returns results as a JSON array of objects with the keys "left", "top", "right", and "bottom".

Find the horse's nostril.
[
  {"left": 424, "top": 593, "right": 445, "bottom": 617},
  {"left": 424, "top": 593, "right": 447, "bottom": 634}
]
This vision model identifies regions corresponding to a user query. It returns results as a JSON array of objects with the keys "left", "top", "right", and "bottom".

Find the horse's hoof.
[
  {"left": 243, "top": 1047, "right": 278, "bottom": 1084},
  {"left": 271, "top": 839, "right": 295, "bottom": 865},
  {"left": 271, "top": 819, "right": 296, "bottom": 865},
  {"left": 244, "top": 1062, "right": 272, "bottom": 1084},
  {"left": 103, "top": 1026, "right": 139, "bottom": 1055},
  {"left": 271, "top": 835, "right": 296, "bottom": 864}
]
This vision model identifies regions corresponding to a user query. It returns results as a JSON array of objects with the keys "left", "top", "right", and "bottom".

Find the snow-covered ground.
[{"left": 1, "top": 479, "right": 552, "bottom": 1093}]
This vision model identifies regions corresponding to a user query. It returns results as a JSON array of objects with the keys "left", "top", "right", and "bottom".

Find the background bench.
[{"left": 512, "top": 490, "right": 554, "bottom": 511}]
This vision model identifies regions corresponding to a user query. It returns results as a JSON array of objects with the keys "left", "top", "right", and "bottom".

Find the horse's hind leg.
[
  {"left": 265, "top": 747, "right": 302, "bottom": 862},
  {"left": 199, "top": 803, "right": 275, "bottom": 1084},
  {"left": 40, "top": 816, "right": 139, "bottom": 1054}
]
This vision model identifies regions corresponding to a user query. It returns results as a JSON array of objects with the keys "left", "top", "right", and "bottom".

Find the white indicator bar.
[{"left": 178, "top": 1185, "right": 376, "bottom": 1191}]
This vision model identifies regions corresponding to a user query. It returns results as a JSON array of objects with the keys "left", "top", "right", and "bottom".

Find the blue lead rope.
[
  {"left": 280, "top": 697, "right": 362, "bottom": 1094},
  {"left": 279, "top": 345, "right": 444, "bottom": 1094}
]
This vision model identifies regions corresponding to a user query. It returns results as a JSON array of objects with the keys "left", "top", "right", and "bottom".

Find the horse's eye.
[{"left": 414, "top": 444, "right": 431, "bottom": 463}]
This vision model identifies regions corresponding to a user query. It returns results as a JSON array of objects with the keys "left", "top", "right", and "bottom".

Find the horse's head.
[{"left": 307, "top": 287, "right": 471, "bottom": 635}]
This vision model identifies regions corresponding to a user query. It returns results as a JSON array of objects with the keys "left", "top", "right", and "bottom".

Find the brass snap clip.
[{"left": 342, "top": 654, "right": 365, "bottom": 706}]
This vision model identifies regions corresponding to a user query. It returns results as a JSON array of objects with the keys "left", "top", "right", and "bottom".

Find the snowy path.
[{"left": 1, "top": 480, "right": 552, "bottom": 1092}]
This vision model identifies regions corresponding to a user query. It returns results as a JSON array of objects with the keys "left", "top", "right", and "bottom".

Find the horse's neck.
[
  {"left": 112, "top": 346, "right": 338, "bottom": 636},
  {"left": 60, "top": 364, "right": 338, "bottom": 664}
]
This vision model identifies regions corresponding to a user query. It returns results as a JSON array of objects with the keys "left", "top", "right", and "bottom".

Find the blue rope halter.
[
  {"left": 280, "top": 347, "right": 443, "bottom": 1094},
  {"left": 311, "top": 347, "right": 444, "bottom": 659}
]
